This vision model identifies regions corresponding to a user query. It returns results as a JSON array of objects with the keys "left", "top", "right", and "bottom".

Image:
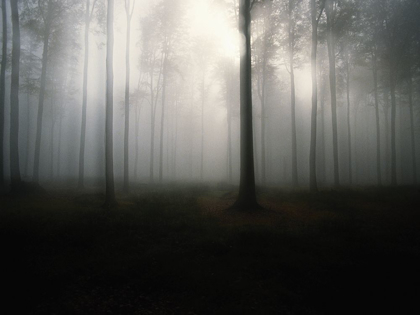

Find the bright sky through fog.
[{"left": 187, "top": 0, "right": 239, "bottom": 58}]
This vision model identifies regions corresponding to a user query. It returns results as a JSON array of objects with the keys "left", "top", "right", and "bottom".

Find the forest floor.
[{"left": 1, "top": 184, "right": 420, "bottom": 314}]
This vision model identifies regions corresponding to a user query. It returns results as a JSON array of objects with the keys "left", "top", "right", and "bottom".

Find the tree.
[
  {"left": 280, "top": 0, "right": 308, "bottom": 188},
  {"left": 0, "top": 0, "right": 7, "bottom": 188},
  {"left": 9, "top": 0, "right": 22, "bottom": 191},
  {"left": 78, "top": 0, "right": 98, "bottom": 189},
  {"left": 325, "top": 0, "right": 340, "bottom": 188},
  {"left": 309, "top": 0, "right": 325, "bottom": 193},
  {"left": 231, "top": 0, "right": 259, "bottom": 210},
  {"left": 123, "top": 0, "right": 135, "bottom": 192},
  {"left": 104, "top": 0, "right": 116, "bottom": 207}
]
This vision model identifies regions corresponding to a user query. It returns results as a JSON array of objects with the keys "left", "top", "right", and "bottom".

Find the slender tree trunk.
[
  {"left": 201, "top": 72, "right": 205, "bottom": 181},
  {"left": 123, "top": 0, "right": 133, "bottom": 192},
  {"left": 309, "top": 0, "right": 323, "bottom": 193},
  {"left": 9, "top": 0, "right": 21, "bottom": 191},
  {"left": 149, "top": 70, "right": 155, "bottom": 183},
  {"left": 57, "top": 115, "right": 62, "bottom": 179},
  {"left": 133, "top": 100, "right": 140, "bottom": 180},
  {"left": 326, "top": 0, "right": 339, "bottom": 188},
  {"left": 389, "top": 65, "right": 397, "bottom": 186},
  {"left": 49, "top": 96, "right": 54, "bottom": 180},
  {"left": 345, "top": 53, "right": 352, "bottom": 185},
  {"left": 174, "top": 99, "right": 178, "bottom": 180},
  {"left": 407, "top": 73, "right": 417, "bottom": 184},
  {"left": 318, "top": 68, "right": 327, "bottom": 185},
  {"left": 105, "top": 0, "right": 116, "bottom": 207},
  {"left": 372, "top": 51, "right": 382, "bottom": 186},
  {"left": 33, "top": 4, "right": 52, "bottom": 183},
  {"left": 78, "top": 0, "right": 91, "bottom": 189},
  {"left": 0, "top": 0, "right": 6, "bottom": 188},
  {"left": 226, "top": 66, "right": 233, "bottom": 183},
  {"left": 260, "top": 56, "right": 267, "bottom": 186},
  {"left": 159, "top": 53, "right": 167, "bottom": 183},
  {"left": 232, "top": 0, "right": 258, "bottom": 210},
  {"left": 25, "top": 92, "right": 31, "bottom": 177},
  {"left": 383, "top": 90, "right": 390, "bottom": 183},
  {"left": 288, "top": 0, "right": 298, "bottom": 188}
]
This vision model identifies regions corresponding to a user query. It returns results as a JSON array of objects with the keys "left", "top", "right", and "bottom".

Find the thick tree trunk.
[
  {"left": 231, "top": 0, "right": 259, "bottom": 210},
  {"left": 0, "top": 0, "right": 6, "bottom": 188},
  {"left": 78, "top": 0, "right": 91, "bottom": 189},
  {"left": 105, "top": 0, "right": 116, "bottom": 207},
  {"left": 326, "top": 0, "right": 339, "bottom": 188},
  {"left": 123, "top": 2, "right": 132, "bottom": 192},
  {"left": 9, "top": 0, "right": 22, "bottom": 191},
  {"left": 33, "top": 5, "right": 52, "bottom": 183},
  {"left": 372, "top": 51, "right": 382, "bottom": 186}
]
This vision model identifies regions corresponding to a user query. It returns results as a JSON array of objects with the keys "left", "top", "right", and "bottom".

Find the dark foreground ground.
[{"left": 1, "top": 184, "right": 419, "bottom": 314}]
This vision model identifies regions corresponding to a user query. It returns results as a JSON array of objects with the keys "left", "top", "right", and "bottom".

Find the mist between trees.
[{"left": 1, "top": 0, "right": 419, "bottom": 195}]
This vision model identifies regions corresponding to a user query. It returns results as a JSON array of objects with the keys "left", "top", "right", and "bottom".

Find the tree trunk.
[
  {"left": 49, "top": 96, "right": 54, "bottom": 180},
  {"left": 9, "top": 0, "right": 22, "bottom": 191},
  {"left": 288, "top": 0, "right": 298, "bottom": 188},
  {"left": 25, "top": 92, "right": 31, "bottom": 177},
  {"left": 326, "top": 0, "right": 339, "bottom": 188},
  {"left": 78, "top": 0, "right": 91, "bottom": 189},
  {"left": 231, "top": 0, "right": 259, "bottom": 210},
  {"left": 133, "top": 100, "right": 141, "bottom": 180},
  {"left": 389, "top": 65, "right": 397, "bottom": 186},
  {"left": 159, "top": 52, "right": 167, "bottom": 183},
  {"left": 57, "top": 115, "right": 62, "bottom": 179},
  {"left": 372, "top": 50, "right": 382, "bottom": 186},
  {"left": 407, "top": 72, "right": 417, "bottom": 184},
  {"left": 200, "top": 72, "right": 205, "bottom": 181},
  {"left": 123, "top": 0, "right": 132, "bottom": 192},
  {"left": 345, "top": 52, "right": 352, "bottom": 185},
  {"left": 260, "top": 55, "right": 266, "bottom": 186},
  {"left": 309, "top": 0, "right": 323, "bottom": 193},
  {"left": 33, "top": 4, "right": 52, "bottom": 183},
  {"left": 0, "top": 0, "right": 6, "bottom": 188},
  {"left": 105, "top": 0, "right": 116, "bottom": 207},
  {"left": 149, "top": 69, "right": 155, "bottom": 183},
  {"left": 226, "top": 65, "right": 233, "bottom": 183}
]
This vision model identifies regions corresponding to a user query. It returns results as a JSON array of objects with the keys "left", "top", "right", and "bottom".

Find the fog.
[{"left": 1, "top": 0, "right": 419, "bottom": 193}]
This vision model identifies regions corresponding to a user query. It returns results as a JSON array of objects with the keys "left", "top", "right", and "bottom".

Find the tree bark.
[
  {"left": 345, "top": 51, "right": 352, "bottom": 185},
  {"left": 9, "top": 0, "right": 22, "bottom": 191},
  {"left": 407, "top": 72, "right": 417, "bottom": 184},
  {"left": 78, "top": 0, "right": 91, "bottom": 189},
  {"left": 231, "top": 0, "right": 259, "bottom": 210},
  {"left": 389, "top": 65, "right": 397, "bottom": 186},
  {"left": 159, "top": 52, "right": 167, "bottom": 183},
  {"left": 309, "top": 0, "right": 324, "bottom": 193},
  {"left": 33, "top": 2, "right": 52, "bottom": 183},
  {"left": 288, "top": 0, "right": 298, "bottom": 188},
  {"left": 372, "top": 50, "right": 382, "bottom": 186},
  {"left": 124, "top": 0, "right": 133, "bottom": 192},
  {"left": 326, "top": 0, "right": 339, "bottom": 188},
  {"left": 105, "top": 0, "right": 116, "bottom": 207},
  {"left": 0, "top": 0, "right": 6, "bottom": 188}
]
